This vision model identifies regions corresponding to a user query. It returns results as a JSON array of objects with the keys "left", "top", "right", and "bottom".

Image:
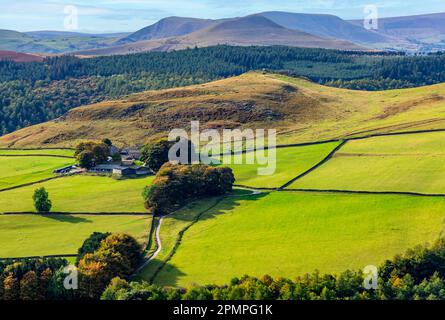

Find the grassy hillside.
[
  {"left": 0, "top": 156, "right": 74, "bottom": 190},
  {"left": 2, "top": 72, "right": 445, "bottom": 148},
  {"left": 0, "top": 175, "right": 154, "bottom": 213},
  {"left": 150, "top": 191, "right": 445, "bottom": 286},
  {"left": 0, "top": 214, "right": 151, "bottom": 258},
  {"left": 0, "top": 29, "right": 119, "bottom": 54},
  {"left": 292, "top": 131, "right": 445, "bottom": 193}
]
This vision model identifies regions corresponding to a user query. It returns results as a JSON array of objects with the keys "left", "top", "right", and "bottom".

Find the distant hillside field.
[
  {"left": 224, "top": 142, "right": 340, "bottom": 188},
  {"left": 292, "top": 131, "right": 445, "bottom": 194}
]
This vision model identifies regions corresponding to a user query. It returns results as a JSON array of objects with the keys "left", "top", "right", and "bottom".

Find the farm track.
[{"left": 143, "top": 189, "right": 262, "bottom": 283}]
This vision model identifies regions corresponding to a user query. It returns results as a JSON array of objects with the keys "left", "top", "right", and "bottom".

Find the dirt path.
[{"left": 134, "top": 188, "right": 263, "bottom": 280}]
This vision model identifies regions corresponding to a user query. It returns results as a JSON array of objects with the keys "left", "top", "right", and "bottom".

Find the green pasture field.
[
  {"left": 0, "top": 214, "right": 151, "bottom": 258},
  {"left": 150, "top": 191, "right": 445, "bottom": 287},
  {"left": 291, "top": 131, "right": 445, "bottom": 193},
  {"left": 0, "top": 175, "right": 154, "bottom": 213},
  {"left": 136, "top": 197, "right": 223, "bottom": 282},
  {"left": 0, "top": 149, "right": 75, "bottom": 157},
  {"left": 218, "top": 142, "right": 340, "bottom": 188},
  {"left": 0, "top": 156, "right": 75, "bottom": 190}
]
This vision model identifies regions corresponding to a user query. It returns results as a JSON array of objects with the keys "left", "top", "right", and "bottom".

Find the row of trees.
[
  {"left": 0, "top": 232, "right": 142, "bottom": 300},
  {"left": 143, "top": 163, "right": 235, "bottom": 215},
  {"left": 102, "top": 238, "right": 445, "bottom": 300},
  {"left": 1, "top": 46, "right": 444, "bottom": 134}
]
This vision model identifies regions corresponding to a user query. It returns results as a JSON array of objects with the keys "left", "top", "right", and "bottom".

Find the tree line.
[
  {"left": 0, "top": 232, "right": 142, "bottom": 300},
  {"left": 103, "top": 238, "right": 445, "bottom": 300}
]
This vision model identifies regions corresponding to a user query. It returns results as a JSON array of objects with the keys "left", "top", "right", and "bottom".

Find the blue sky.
[{"left": 1, "top": 0, "right": 445, "bottom": 33}]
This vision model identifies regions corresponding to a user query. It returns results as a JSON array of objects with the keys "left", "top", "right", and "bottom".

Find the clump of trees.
[
  {"left": 102, "top": 238, "right": 445, "bottom": 300},
  {"left": 33, "top": 187, "right": 52, "bottom": 213},
  {"left": 75, "top": 141, "right": 110, "bottom": 169},
  {"left": 0, "top": 258, "right": 67, "bottom": 300},
  {"left": 76, "top": 232, "right": 111, "bottom": 264},
  {"left": 0, "top": 232, "right": 142, "bottom": 301},
  {"left": 140, "top": 139, "right": 174, "bottom": 172},
  {"left": 143, "top": 163, "right": 235, "bottom": 214},
  {"left": 77, "top": 233, "right": 142, "bottom": 299}
]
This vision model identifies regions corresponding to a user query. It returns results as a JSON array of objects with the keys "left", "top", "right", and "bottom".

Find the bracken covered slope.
[{"left": 1, "top": 72, "right": 445, "bottom": 148}]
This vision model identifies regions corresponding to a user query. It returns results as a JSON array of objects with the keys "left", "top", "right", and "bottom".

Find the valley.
[{"left": 3, "top": 2, "right": 445, "bottom": 303}]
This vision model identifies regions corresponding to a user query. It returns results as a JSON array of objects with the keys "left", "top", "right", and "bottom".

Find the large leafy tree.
[
  {"left": 140, "top": 139, "right": 174, "bottom": 172},
  {"left": 33, "top": 187, "right": 52, "bottom": 213}
]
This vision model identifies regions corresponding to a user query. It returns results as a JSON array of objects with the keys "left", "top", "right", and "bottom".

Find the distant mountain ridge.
[
  {"left": 78, "top": 15, "right": 364, "bottom": 56},
  {"left": 2, "top": 11, "right": 445, "bottom": 55},
  {"left": 349, "top": 12, "right": 445, "bottom": 51},
  {"left": 259, "top": 12, "right": 393, "bottom": 45},
  {"left": 115, "top": 17, "right": 216, "bottom": 44}
]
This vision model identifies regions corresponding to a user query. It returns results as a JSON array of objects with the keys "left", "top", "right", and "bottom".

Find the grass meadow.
[
  {"left": 0, "top": 149, "right": 75, "bottom": 157},
  {"left": 221, "top": 142, "right": 340, "bottom": 188},
  {"left": 0, "top": 156, "right": 75, "bottom": 190},
  {"left": 0, "top": 214, "right": 151, "bottom": 258},
  {"left": 291, "top": 131, "right": 445, "bottom": 193},
  {"left": 151, "top": 191, "right": 445, "bottom": 287},
  {"left": 0, "top": 175, "right": 154, "bottom": 213}
]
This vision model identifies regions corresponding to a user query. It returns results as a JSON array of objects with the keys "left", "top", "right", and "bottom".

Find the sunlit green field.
[
  {"left": 151, "top": 191, "right": 445, "bottom": 287},
  {"left": 0, "top": 175, "right": 154, "bottom": 213},
  {"left": 220, "top": 142, "right": 339, "bottom": 188},
  {"left": 0, "top": 214, "right": 151, "bottom": 258},
  {"left": 0, "top": 149, "right": 75, "bottom": 157},
  {"left": 291, "top": 131, "right": 445, "bottom": 193},
  {"left": 0, "top": 156, "right": 75, "bottom": 189},
  {"left": 136, "top": 197, "right": 222, "bottom": 282}
]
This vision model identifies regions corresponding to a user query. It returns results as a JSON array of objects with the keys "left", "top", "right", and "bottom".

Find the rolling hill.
[
  {"left": 78, "top": 15, "right": 364, "bottom": 55},
  {"left": 259, "top": 11, "right": 394, "bottom": 46},
  {"left": 349, "top": 12, "right": 445, "bottom": 50},
  {"left": 115, "top": 16, "right": 216, "bottom": 44},
  {"left": 0, "top": 29, "right": 124, "bottom": 54},
  {"left": 2, "top": 71, "right": 445, "bottom": 148},
  {"left": 0, "top": 50, "right": 44, "bottom": 62}
]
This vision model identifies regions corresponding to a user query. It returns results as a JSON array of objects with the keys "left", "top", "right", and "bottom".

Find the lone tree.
[{"left": 33, "top": 187, "right": 52, "bottom": 213}]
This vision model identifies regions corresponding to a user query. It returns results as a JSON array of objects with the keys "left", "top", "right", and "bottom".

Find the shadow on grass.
[
  {"left": 138, "top": 190, "right": 269, "bottom": 286},
  {"left": 40, "top": 214, "right": 92, "bottom": 224},
  {"left": 153, "top": 262, "right": 188, "bottom": 288},
  {"left": 171, "top": 190, "right": 269, "bottom": 223},
  {"left": 138, "top": 259, "right": 187, "bottom": 288}
]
